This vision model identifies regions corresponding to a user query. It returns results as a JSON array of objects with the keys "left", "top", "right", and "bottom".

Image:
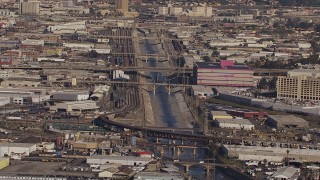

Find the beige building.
[
  {"left": 116, "top": 0, "right": 128, "bottom": 13},
  {"left": 19, "top": 0, "right": 40, "bottom": 15},
  {"left": 277, "top": 69, "right": 320, "bottom": 101}
]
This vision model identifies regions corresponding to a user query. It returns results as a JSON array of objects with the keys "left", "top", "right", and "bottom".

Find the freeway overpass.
[{"left": 2, "top": 65, "right": 289, "bottom": 75}]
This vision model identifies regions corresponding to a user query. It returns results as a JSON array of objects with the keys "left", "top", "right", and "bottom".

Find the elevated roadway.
[
  {"left": 2, "top": 65, "right": 191, "bottom": 73},
  {"left": 2, "top": 65, "right": 289, "bottom": 75},
  {"left": 94, "top": 116, "right": 241, "bottom": 143}
]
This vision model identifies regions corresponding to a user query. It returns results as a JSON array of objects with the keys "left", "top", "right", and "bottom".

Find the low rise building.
[
  {"left": 87, "top": 155, "right": 152, "bottom": 166},
  {"left": 215, "top": 118, "right": 254, "bottom": 130},
  {"left": 222, "top": 145, "right": 320, "bottom": 162},
  {"left": 52, "top": 91, "right": 89, "bottom": 101},
  {"left": 50, "top": 100, "right": 99, "bottom": 114},
  {"left": 0, "top": 158, "right": 9, "bottom": 170},
  {"left": 266, "top": 115, "right": 309, "bottom": 128},
  {"left": 0, "top": 142, "right": 37, "bottom": 157},
  {"left": 70, "top": 141, "right": 98, "bottom": 152},
  {"left": 194, "top": 60, "right": 254, "bottom": 87},
  {"left": 271, "top": 167, "right": 300, "bottom": 180},
  {"left": 134, "top": 172, "right": 183, "bottom": 180},
  {"left": 191, "top": 85, "right": 214, "bottom": 99},
  {"left": 210, "top": 111, "right": 233, "bottom": 120}
]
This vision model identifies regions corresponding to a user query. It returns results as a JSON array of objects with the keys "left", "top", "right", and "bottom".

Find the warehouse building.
[
  {"left": 70, "top": 141, "right": 98, "bottom": 152},
  {"left": 222, "top": 145, "right": 320, "bottom": 162},
  {"left": 194, "top": 60, "right": 254, "bottom": 87},
  {"left": 50, "top": 100, "right": 99, "bottom": 114},
  {"left": 191, "top": 85, "right": 215, "bottom": 99},
  {"left": 87, "top": 155, "right": 152, "bottom": 166},
  {"left": 271, "top": 167, "right": 300, "bottom": 180},
  {"left": 266, "top": 115, "right": 309, "bottom": 128},
  {"left": 52, "top": 91, "right": 89, "bottom": 101},
  {"left": 210, "top": 111, "right": 233, "bottom": 120},
  {"left": 0, "top": 142, "right": 37, "bottom": 157},
  {"left": 134, "top": 172, "right": 183, "bottom": 180},
  {"left": 215, "top": 118, "right": 254, "bottom": 130},
  {"left": 0, "top": 158, "right": 9, "bottom": 170}
]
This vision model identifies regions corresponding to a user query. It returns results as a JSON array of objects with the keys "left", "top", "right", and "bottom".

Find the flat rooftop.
[
  {"left": 224, "top": 145, "right": 320, "bottom": 156},
  {"left": 216, "top": 118, "right": 253, "bottom": 125},
  {"left": 87, "top": 155, "right": 152, "bottom": 161},
  {"left": 195, "top": 61, "right": 251, "bottom": 70},
  {"left": 267, "top": 115, "right": 308, "bottom": 123},
  {"left": 192, "top": 85, "right": 213, "bottom": 92},
  {"left": 210, "top": 111, "right": 230, "bottom": 116},
  {"left": 0, "top": 142, "right": 36, "bottom": 148}
]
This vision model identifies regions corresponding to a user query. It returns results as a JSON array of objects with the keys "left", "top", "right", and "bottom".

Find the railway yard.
[{"left": 1, "top": 2, "right": 320, "bottom": 180}]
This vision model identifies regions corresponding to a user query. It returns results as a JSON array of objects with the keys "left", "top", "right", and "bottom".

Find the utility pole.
[{"left": 204, "top": 109, "right": 208, "bottom": 135}]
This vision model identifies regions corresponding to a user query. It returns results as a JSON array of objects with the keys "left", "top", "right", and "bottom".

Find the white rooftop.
[
  {"left": 224, "top": 145, "right": 320, "bottom": 156},
  {"left": 216, "top": 118, "right": 253, "bottom": 125},
  {"left": 271, "top": 167, "right": 300, "bottom": 179}
]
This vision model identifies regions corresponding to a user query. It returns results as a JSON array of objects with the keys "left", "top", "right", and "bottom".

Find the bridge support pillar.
[
  {"left": 185, "top": 165, "right": 190, "bottom": 172},
  {"left": 153, "top": 83, "right": 156, "bottom": 94},
  {"left": 168, "top": 85, "right": 171, "bottom": 96},
  {"left": 206, "top": 165, "right": 211, "bottom": 174},
  {"left": 193, "top": 148, "right": 197, "bottom": 157},
  {"left": 177, "top": 147, "right": 181, "bottom": 160},
  {"left": 160, "top": 145, "right": 164, "bottom": 157},
  {"left": 171, "top": 147, "right": 175, "bottom": 157},
  {"left": 156, "top": 137, "right": 159, "bottom": 144}
]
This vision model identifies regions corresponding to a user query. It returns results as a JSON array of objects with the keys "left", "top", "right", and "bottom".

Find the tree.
[
  {"left": 269, "top": 77, "right": 277, "bottom": 90},
  {"left": 212, "top": 51, "right": 220, "bottom": 57},
  {"left": 258, "top": 77, "right": 268, "bottom": 89},
  {"left": 202, "top": 56, "right": 211, "bottom": 62},
  {"left": 88, "top": 50, "right": 99, "bottom": 58},
  {"left": 315, "top": 24, "right": 320, "bottom": 33}
]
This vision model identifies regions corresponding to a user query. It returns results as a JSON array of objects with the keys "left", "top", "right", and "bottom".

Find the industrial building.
[
  {"left": 194, "top": 60, "right": 254, "bottom": 87},
  {"left": 0, "top": 158, "right": 9, "bottom": 170},
  {"left": 50, "top": 100, "right": 99, "bottom": 114},
  {"left": 191, "top": 85, "right": 215, "bottom": 99},
  {"left": 116, "top": 0, "right": 129, "bottom": 14},
  {"left": 215, "top": 118, "right": 254, "bottom": 130},
  {"left": 222, "top": 145, "right": 320, "bottom": 162},
  {"left": 0, "top": 87, "right": 50, "bottom": 105},
  {"left": 210, "top": 111, "right": 233, "bottom": 120},
  {"left": 271, "top": 167, "right": 300, "bottom": 180},
  {"left": 0, "top": 142, "right": 37, "bottom": 157},
  {"left": 113, "top": 70, "right": 129, "bottom": 80},
  {"left": 70, "top": 141, "right": 98, "bottom": 152},
  {"left": 91, "top": 85, "right": 110, "bottom": 100},
  {"left": 52, "top": 91, "right": 89, "bottom": 101},
  {"left": 134, "top": 172, "right": 183, "bottom": 180},
  {"left": 266, "top": 115, "right": 309, "bottom": 128},
  {"left": 277, "top": 69, "right": 320, "bottom": 101},
  {"left": 19, "top": 0, "right": 40, "bottom": 15},
  {"left": 87, "top": 155, "right": 152, "bottom": 166},
  {"left": 47, "top": 21, "right": 86, "bottom": 33}
]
